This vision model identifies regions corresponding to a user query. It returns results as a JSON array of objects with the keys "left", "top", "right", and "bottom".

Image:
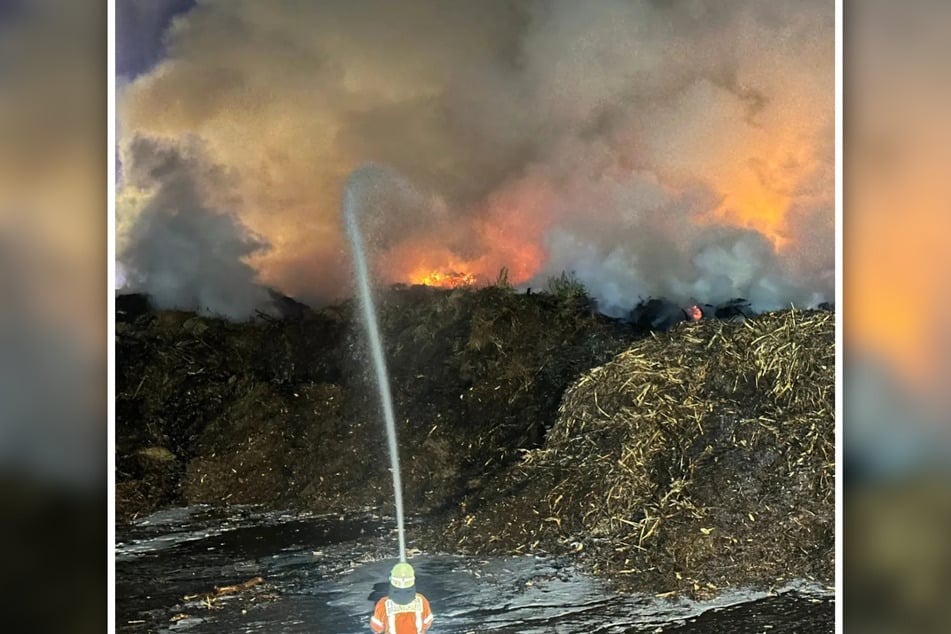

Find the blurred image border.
[
  {"left": 108, "top": 0, "right": 117, "bottom": 631},
  {"left": 834, "top": 0, "right": 843, "bottom": 630}
]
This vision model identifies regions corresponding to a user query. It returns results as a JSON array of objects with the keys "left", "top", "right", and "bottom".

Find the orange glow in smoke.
[
  {"left": 378, "top": 105, "right": 826, "bottom": 296},
  {"left": 703, "top": 117, "right": 821, "bottom": 251},
  {"left": 716, "top": 181, "right": 791, "bottom": 250},
  {"left": 380, "top": 178, "right": 553, "bottom": 290},
  {"left": 635, "top": 51, "right": 826, "bottom": 254}
]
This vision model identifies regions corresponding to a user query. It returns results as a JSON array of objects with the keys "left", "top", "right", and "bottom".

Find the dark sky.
[{"left": 116, "top": 0, "right": 195, "bottom": 78}]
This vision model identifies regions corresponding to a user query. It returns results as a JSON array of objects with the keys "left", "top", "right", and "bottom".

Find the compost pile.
[
  {"left": 430, "top": 310, "right": 834, "bottom": 595},
  {"left": 116, "top": 284, "right": 834, "bottom": 594},
  {"left": 115, "top": 285, "right": 633, "bottom": 522}
]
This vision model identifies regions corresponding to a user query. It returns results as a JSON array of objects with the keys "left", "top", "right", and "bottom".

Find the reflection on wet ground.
[{"left": 116, "top": 506, "right": 833, "bottom": 633}]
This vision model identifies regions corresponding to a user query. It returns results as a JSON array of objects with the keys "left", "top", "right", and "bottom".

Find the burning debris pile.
[
  {"left": 429, "top": 309, "right": 834, "bottom": 595},
  {"left": 413, "top": 270, "right": 477, "bottom": 289}
]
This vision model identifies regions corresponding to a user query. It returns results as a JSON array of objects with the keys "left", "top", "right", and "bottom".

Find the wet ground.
[{"left": 116, "top": 507, "right": 833, "bottom": 633}]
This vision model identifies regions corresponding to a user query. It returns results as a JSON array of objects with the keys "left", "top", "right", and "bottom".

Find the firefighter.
[{"left": 369, "top": 562, "right": 434, "bottom": 633}]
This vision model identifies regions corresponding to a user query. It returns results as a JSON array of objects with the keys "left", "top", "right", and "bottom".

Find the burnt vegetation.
[{"left": 116, "top": 280, "right": 833, "bottom": 596}]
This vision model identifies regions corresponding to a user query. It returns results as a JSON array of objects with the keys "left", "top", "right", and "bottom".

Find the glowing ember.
[
  {"left": 686, "top": 305, "right": 702, "bottom": 321},
  {"left": 415, "top": 270, "right": 477, "bottom": 288}
]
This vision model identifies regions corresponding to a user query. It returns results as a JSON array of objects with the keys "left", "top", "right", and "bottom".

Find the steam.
[{"left": 117, "top": 0, "right": 833, "bottom": 316}]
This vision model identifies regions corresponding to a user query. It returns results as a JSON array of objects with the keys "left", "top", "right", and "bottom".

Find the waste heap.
[{"left": 433, "top": 309, "right": 834, "bottom": 595}]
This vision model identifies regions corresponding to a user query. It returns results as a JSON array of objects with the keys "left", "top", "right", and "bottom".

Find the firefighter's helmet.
[{"left": 390, "top": 562, "right": 415, "bottom": 589}]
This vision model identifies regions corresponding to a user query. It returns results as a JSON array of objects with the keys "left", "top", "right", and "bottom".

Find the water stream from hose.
[{"left": 342, "top": 168, "right": 407, "bottom": 563}]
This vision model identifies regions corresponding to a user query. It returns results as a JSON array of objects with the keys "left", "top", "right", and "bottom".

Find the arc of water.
[{"left": 342, "top": 180, "right": 407, "bottom": 563}]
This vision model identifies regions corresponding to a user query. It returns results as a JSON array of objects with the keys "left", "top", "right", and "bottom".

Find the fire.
[
  {"left": 413, "top": 270, "right": 477, "bottom": 288},
  {"left": 377, "top": 177, "right": 553, "bottom": 291}
]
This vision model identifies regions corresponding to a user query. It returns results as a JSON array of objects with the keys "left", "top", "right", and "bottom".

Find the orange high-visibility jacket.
[{"left": 369, "top": 594, "right": 433, "bottom": 633}]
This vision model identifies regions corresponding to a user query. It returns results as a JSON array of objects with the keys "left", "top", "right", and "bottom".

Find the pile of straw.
[{"left": 443, "top": 309, "right": 834, "bottom": 594}]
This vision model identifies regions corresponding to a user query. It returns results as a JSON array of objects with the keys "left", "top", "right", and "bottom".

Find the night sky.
[{"left": 116, "top": 0, "right": 196, "bottom": 78}]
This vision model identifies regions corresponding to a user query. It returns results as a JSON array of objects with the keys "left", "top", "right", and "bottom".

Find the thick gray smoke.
[
  {"left": 535, "top": 158, "right": 830, "bottom": 315},
  {"left": 117, "top": 0, "right": 833, "bottom": 317},
  {"left": 118, "top": 138, "right": 271, "bottom": 319}
]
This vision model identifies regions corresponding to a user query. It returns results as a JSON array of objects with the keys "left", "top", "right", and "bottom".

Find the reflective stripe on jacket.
[{"left": 369, "top": 594, "right": 433, "bottom": 633}]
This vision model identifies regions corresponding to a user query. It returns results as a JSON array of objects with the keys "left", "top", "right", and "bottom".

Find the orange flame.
[
  {"left": 412, "top": 269, "right": 477, "bottom": 288},
  {"left": 378, "top": 177, "right": 553, "bottom": 290}
]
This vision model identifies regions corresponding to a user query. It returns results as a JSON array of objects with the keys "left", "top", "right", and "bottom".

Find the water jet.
[{"left": 342, "top": 166, "right": 408, "bottom": 563}]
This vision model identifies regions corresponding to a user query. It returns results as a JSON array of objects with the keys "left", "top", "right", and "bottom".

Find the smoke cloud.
[
  {"left": 118, "top": 137, "right": 272, "bottom": 318},
  {"left": 117, "top": 0, "right": 833, "bottom": 316}
]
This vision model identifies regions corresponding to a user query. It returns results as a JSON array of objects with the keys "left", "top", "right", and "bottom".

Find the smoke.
[
  {"left": 118, "top": 137, "right": 272, "bottom": 319},
  {"left": 117, "top": 0, "right": 833, "bottom": 316},
  {"left": 535, "top": 156, "right": 826, "bottom": 315}
]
